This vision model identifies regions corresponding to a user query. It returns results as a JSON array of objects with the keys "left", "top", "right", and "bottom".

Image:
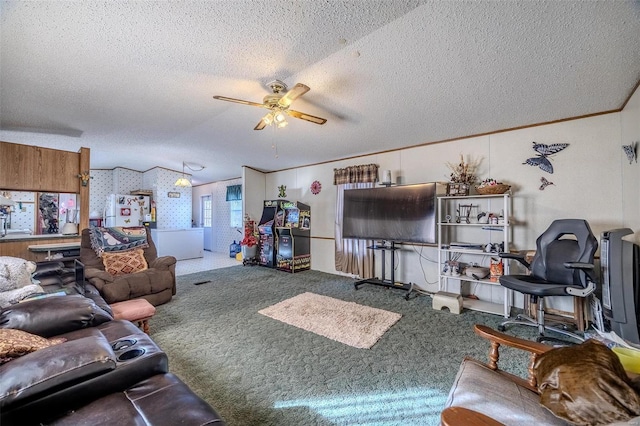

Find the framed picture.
[
  {"left": 167, "top": 191, "right": 180, "bottom": 198},
  {"left": 446, "top": 183, "right": 470, "bottom": 196}
]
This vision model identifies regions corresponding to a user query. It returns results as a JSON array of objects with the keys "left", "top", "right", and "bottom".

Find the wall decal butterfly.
[
  {"left": 523, "top": 142, "right": 569, "bottom": 174},
  {"left": 539, "top": 176, "right": 554, "bottom": 191},
  {"left": 623, "top": 142, "right": 638, "bottom": 164}
]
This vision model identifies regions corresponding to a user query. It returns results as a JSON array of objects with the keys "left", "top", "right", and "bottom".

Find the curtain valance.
[
  {"left": 333, "top": 164, "right": 379, "bottom": 185},
  {"left": 226, "top": 184, "right": 242, "bottom": 201}
]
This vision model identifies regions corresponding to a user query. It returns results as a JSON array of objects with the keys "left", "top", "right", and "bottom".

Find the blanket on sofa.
[{"left": 89, "top": 227, "right": 149, "bottom": 257}]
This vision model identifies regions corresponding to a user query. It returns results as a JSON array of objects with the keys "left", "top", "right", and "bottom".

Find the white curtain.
[{"left": 334, "top": 182, "right": 375, "bottom": 278}]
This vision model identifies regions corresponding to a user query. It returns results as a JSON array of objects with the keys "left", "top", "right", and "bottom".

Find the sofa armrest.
[
  {"left": 0, "top": 335, "right": 116, "bottom": 410},
  {"left": 149, "top": 255, "right": 177, "bottom": 269},
  {"left": 474, "top": 324, "right": 551, "bottom": 389},
  {"left": 0, "top": 295, "right": 113, "bottom": 337},
  {"left": 441, "top": 406, "right": 505, "bottom": 426}
]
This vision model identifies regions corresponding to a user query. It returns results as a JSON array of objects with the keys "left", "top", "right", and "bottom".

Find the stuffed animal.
[{"left": 0, "top": 256, "right": 43, "bottom": 308}]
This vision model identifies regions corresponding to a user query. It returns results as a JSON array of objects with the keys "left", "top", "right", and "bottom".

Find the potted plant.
[
  {"left": 446, "top": 155, "right": 480, "bottom": 196},
  {"left": 240, "top": 216, "right": 259, "bottom": 259}
]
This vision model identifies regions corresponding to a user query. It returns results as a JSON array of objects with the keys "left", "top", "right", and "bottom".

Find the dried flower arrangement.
[{"left": 446, "top": 155, "right": 480, "bottom": 185}]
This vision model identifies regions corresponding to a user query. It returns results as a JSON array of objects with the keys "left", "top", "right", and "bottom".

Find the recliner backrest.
[
  {"left": 530, "top": 219, "right": 598, "bottom": 287},
  {"left": 80, "top": 227, "right": 158, "bottom": 271}
]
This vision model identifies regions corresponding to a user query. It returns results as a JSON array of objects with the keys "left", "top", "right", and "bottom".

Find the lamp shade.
[{"left": 174, "top": 177, "right": 192, "bottom": 187}]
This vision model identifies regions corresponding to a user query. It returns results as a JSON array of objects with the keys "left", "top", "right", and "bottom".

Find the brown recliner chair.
[{"left": 80, "top": 228, "right": 176, "bottom": 306}]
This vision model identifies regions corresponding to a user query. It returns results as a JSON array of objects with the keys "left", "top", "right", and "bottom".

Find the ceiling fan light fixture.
[
  {"left": 213, "top": 80, "right": 327, "bottom": 131},
  {"left": 274, "top": 110, "right": 286, "bottom": 123}
]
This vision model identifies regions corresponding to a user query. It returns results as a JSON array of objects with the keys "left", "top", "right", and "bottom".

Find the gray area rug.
[
  {"left": 259, "top": 292, "right": 402, "bottom": 349},
  {"left": 151, "top": 266, "right": 533, "bottom": 426}
]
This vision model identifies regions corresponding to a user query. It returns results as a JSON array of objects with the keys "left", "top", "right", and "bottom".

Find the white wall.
[
  {"left": 257, "top": 86, "right": 639, "bottom": 308},
  {"left": 620, "top": 87, "right": 640, "bottom": 244},
  {"left": 242, "top": 166, "right": 266, "bottom": 227}
]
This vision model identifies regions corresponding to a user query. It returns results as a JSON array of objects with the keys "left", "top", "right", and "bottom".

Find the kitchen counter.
[
  {"left": 0, "top": 233, "right": 79, "bottom": 242},
  {"left": 0, "top": 234, "right": 81, "bottom": 262}
]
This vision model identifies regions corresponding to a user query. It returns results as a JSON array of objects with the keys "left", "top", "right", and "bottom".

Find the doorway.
[{"left": 201, "top": 195, "right": 212, "bottom": 251}]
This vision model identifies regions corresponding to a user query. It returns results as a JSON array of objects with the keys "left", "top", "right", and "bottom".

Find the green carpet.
[{"left": 151, "top": 266, "right": 531, "bottom": 426}]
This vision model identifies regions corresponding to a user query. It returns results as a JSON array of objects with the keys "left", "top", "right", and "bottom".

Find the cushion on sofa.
[
  {"left": 102, "top": 248, "right": 148, "bottom": 276},
  {"left": 0, "top": 335, "right": 116, "bottom": 409},
  {"left": 0, "top": 256, "right": 43, "bottom": 308},
  {"left": 445, "top": 358, "right": 569, "bottom": 425},
  {"left": 99, "top": 269, "right": 174, "bottom": 305},
  {"left": 0, "top": 328, "right": 65, "bottom": 363},
  {"left": 46, "top": 373, "right": 225, "bottom": 426},
  {"left": 534, "top": 339, "right": 640, "bottom": 426},
  {"left": 0, "top": 256, "right": 37, "bottom": 292},
  {"left": 0, "top": 295, "right": 113, "bottom": 337}
]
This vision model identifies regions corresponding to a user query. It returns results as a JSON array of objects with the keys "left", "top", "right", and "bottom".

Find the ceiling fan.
[{"left": 213, "top": 80, "right": 327, "bottom": 130}]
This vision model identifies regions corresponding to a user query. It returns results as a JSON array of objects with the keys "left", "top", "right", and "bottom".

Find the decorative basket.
[{"left": 475, "top": 184, "right": 511, "bottom": 195}]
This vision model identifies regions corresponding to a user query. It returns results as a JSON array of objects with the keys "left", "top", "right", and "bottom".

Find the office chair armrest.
[
  {"left": 563, "top": 262, "right": 594, "bottom": 270},
  {"left": 564, "top": 262, "right": 597, "bottom": 283},
  {"left": 498, "top": 252, "right": 531, "bottom": 269}
]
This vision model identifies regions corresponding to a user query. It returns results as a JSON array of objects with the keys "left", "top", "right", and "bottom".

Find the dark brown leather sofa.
[
  {"left": 0, "top": 263, "right": 224, "bottom": 425},
  {"left": 80, "top": 227, "right": 177, "bottom": 306}
]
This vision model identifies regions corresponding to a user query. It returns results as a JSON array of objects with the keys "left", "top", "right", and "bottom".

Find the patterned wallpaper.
[
  {"left": 149, "top": 168, "right": 192, "bottom": 229},
  {"left": 113, "top": 168, "right": 143, "bottom": 194},
  {"left": 90, "top": 167, "right": 191, "bottom": 229},
  {"left": 3, "top": 191, "right": 35, "bottom": 230},
  {"left": 88, "top": 170, "right": 113, "bottom": 218}
]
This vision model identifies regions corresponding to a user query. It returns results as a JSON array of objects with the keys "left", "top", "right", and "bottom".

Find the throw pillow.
[
  {"left": 101, "top": 249, "right": 148, "bottom": 276},
  {"left": 0, "top": 328, "right": 66, "bottom": 364},
  {"left": 534, "top": 339, "right": 640, "bottom": 425},
  {"left": 0, "top": 256, "right": 37, "bottom": 292}
]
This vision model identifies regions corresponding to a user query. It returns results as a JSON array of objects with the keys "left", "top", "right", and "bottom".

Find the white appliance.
[
  {"left": 150, "top": 228, "right": 204, "bottom": 260},
  {"left": 104, "top": 194, "right": 150, "bottom": 227}
]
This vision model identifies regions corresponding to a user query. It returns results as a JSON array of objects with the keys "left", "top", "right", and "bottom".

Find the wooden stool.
[
  {"left": 109, "top": 298, "right": 156, "bottom": 333},
  {"left": 432, "top": 291, "right": 463, "bottom": 314}
]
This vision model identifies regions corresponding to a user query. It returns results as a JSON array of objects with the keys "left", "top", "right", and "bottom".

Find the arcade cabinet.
[
  {"left": 276, "top": 202, "right": 311, "bottom": 273},
  {"left": 257, "top": 200, "right": 288, "bottom": 268}
]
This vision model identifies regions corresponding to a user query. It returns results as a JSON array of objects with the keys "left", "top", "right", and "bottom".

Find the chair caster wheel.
[{"left": 498, "top": 325, "right": 506, "bottom": 332}]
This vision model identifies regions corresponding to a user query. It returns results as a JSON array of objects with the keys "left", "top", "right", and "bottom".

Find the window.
[
  {"left": 226, "top": 184, "right": 242, "bottom": 228},
  {"left": 201, "top": 196, "right": 212, "bottom": 227},
  {"left": 230, "top": 200, "right": 242, "bottom": 228}
]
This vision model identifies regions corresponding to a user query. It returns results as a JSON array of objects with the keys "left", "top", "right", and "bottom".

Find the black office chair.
[{"left": 498, "top": 219, "right": 598, "bottom": 343}]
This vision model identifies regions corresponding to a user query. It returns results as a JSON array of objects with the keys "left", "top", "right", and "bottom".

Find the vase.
[{"left": 242, "top": 245, "right": 257, "bottom": 259}]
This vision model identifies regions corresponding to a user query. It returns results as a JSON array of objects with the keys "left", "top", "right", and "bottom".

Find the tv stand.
[{"left": 354, "top": 242, "right": 413, "bottom": 300}]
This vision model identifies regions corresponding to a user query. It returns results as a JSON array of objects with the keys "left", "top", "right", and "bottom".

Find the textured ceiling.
[{"left": 1, "top": 1, "right": 639, "bottom": 185}]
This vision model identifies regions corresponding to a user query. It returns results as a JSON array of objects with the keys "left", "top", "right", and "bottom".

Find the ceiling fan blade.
[
  {"left": 278, "top": 83, "right": 310, "bottom": 108},
  {"left": 287, "top": 109, "right": 327, "bottom": 125},
  {"left": 213, "top": 95, "right": 265, "bottom": 108},
  {"left": 254, "top": 118, "right": 268, "bottom": 131}
]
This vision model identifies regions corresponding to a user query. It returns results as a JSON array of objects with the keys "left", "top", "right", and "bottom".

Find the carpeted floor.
[{"left": 151, "top": 266, "right": 532, "bottom": 426}]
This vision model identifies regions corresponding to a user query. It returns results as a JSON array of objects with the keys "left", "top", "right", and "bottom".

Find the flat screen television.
[{"left": 342, "top": 183, "right": 438, "bottom": 244}]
